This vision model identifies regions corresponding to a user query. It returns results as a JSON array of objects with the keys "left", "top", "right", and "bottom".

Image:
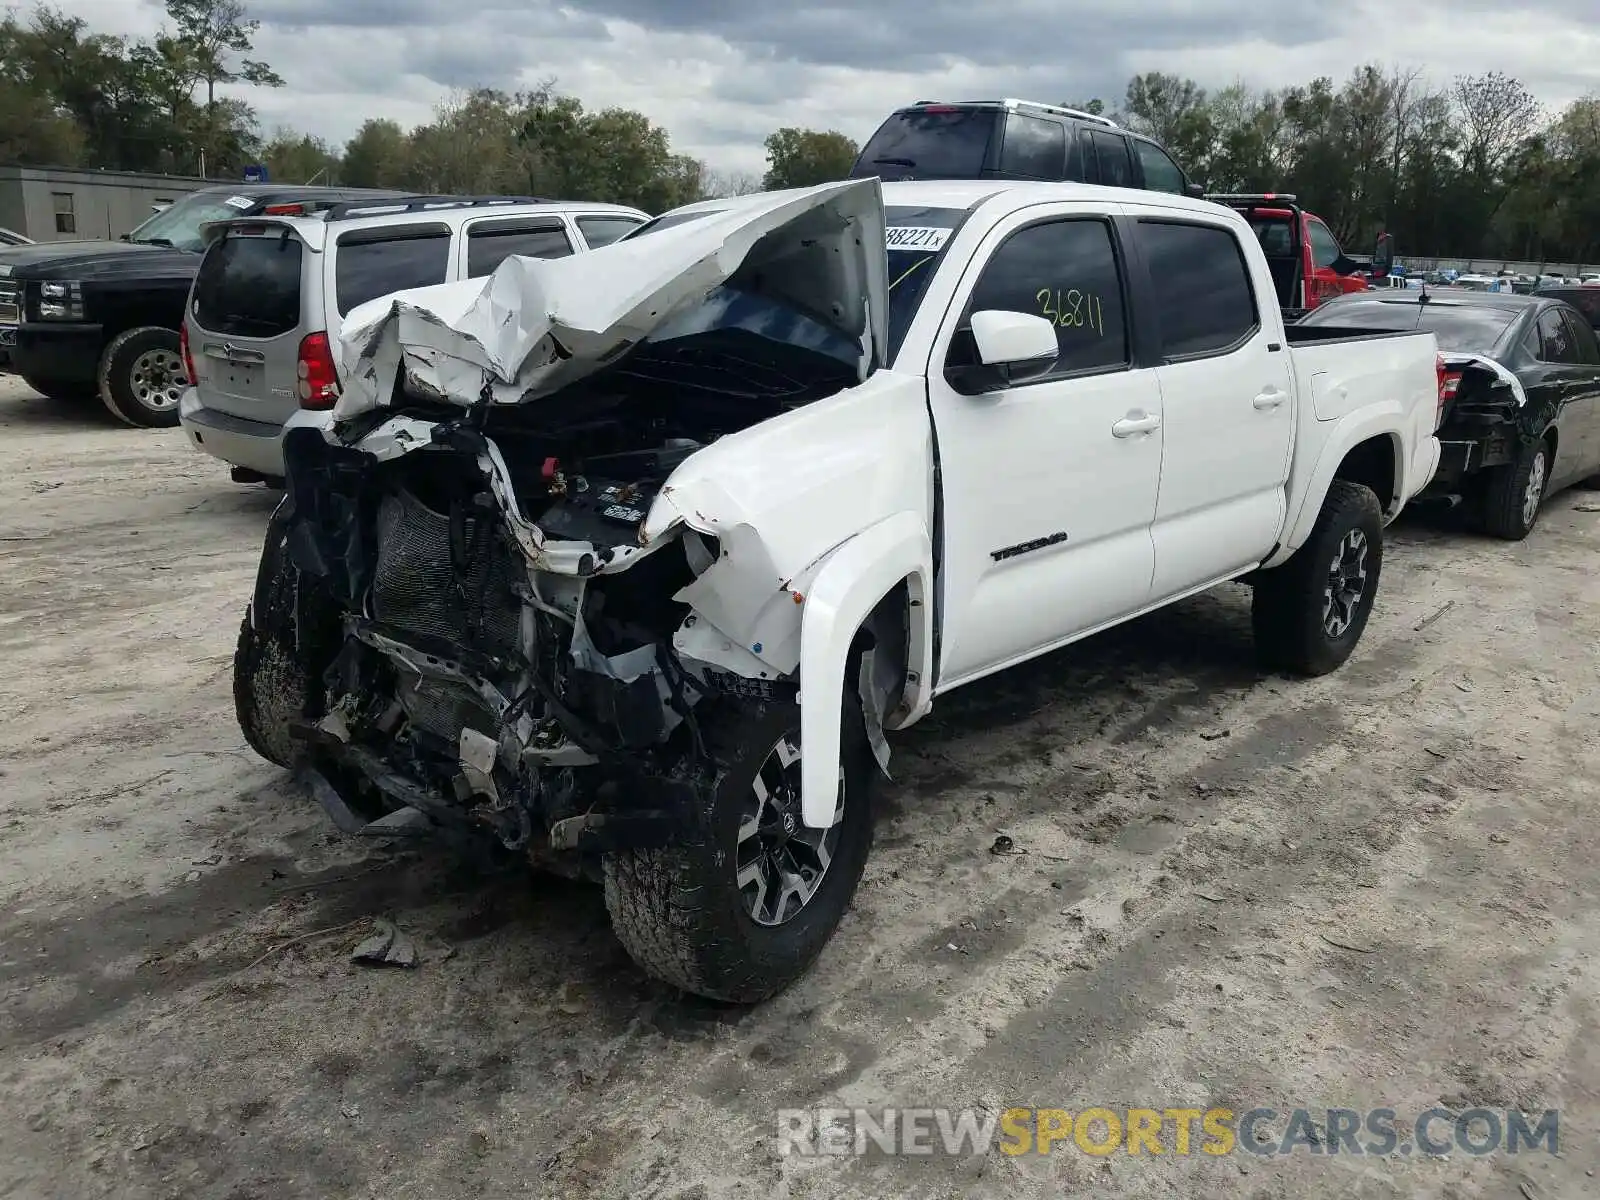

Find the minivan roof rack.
[
  {"left": 983, "top": 98, "right": 1121, "bottom": 129},
  {"left": 321, "top": 195, "right": 554, "bottom": 221}
]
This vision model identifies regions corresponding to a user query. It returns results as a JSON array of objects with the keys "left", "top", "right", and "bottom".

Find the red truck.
[{"left": 1209, "top": 193, "right": 1385, "bottom": 319}]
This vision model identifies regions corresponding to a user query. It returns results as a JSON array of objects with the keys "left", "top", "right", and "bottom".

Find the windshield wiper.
[
  {"left": 873, "top": 157, "right": 916, "bottom": 167},
  {"left": 130, "top": 237, "right": 176, "bottom": 247}
]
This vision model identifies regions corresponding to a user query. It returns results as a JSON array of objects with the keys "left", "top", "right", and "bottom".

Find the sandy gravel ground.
[{"left": 2, "top": 373, "right": 1598, "bottom": 1200}]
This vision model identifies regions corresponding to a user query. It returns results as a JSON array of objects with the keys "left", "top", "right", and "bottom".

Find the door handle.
[
  {"left": 1253, "top": 387, "right": 1289, "bottom": 409},
  {"left": 1111, "top": 411, "right": 1161, "bottom": 438}
]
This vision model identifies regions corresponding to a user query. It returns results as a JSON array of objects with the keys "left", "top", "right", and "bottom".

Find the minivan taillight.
[
  {"left": 296, "top": 332, "right": 339, "bottom": 408},
  {"left": 179, "top": 322, "right": 197, "bottom": 386}
]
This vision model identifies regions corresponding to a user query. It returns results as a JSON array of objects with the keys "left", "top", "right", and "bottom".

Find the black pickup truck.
[{"left": 0, "top": 183, "right": 411, "bottom": 426}]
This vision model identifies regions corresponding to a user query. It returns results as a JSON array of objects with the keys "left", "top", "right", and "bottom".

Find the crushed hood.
[{"left": 332, "top": 179, "right": 889, "bottom": 422}]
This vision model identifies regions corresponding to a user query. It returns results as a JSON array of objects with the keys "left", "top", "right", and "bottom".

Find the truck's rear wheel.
[
  {"left": 1252, "top": 479, "right": 1384, "bottom": 676},
  {"left": 1479, "top": 435, "right": 1550, "bottom": 540},
  {"left": 98, "top": 326, "right": 186, "bottom": 428},
  {"left": 603, "top": 693, "right": 875, "bottom": 1003}
]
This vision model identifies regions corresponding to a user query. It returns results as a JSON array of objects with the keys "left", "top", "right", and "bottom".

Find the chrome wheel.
[
  {"left": 735, "top": 735, "right": 844, "bottom": 927},
  {"left": 1522, "top": 449, "right": 1547, "bottom": 530},
  {"left": 1322, "top": 528, "right": 1369, "bottom": 639},
  {"left": 128, "top": 348, "right": 185, "bottom": 412}
]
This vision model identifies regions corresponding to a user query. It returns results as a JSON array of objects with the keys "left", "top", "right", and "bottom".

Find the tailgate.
[{"left": 189, "top": 224, "right": 309, "bottom": 424}]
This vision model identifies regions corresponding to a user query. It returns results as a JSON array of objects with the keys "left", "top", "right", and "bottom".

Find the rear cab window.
[
  {"left": 851, "top": 106, "right": 999, "bottom": 179},
  {"left": 463, "top": 218, "right": 573, "bottom": 278},
  {"left": 192, "top": 227, "right": 304, "bottom": 337},
  {"left": 333, "top": 223, "right": 451, "bottom": 315},
  {"left": 1134, "top": 221, "right": 1260, "bottom": 358}
]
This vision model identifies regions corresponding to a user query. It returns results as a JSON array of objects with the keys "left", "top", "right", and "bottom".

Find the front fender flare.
[{"left": 797, "top": 510, "right": 932, "bottom": 828}]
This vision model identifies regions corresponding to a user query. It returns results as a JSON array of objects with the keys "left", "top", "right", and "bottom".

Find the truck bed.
[{"left": 1282, "top": 323, "right": 1434, "bottom": 346}]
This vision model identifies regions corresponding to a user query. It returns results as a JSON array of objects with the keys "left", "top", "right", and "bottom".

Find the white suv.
[{"left": 177, "top": 197, "right": 649, "bottom": 484}]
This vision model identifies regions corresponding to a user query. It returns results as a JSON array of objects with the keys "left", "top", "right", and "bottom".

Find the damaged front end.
[{"left": 247, "top": 179, "right": 914, "bottom": 868}]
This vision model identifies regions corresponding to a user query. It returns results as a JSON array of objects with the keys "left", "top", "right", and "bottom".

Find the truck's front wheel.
[
  {"left": 233, "top": 530, "right": 336, "bottom": 769},
  {"left": 1252, "top": 479, "right": 1384, "bottom": 677},
  {"left": 603, "top": 694, "right": 875, "bottom": 1003}
]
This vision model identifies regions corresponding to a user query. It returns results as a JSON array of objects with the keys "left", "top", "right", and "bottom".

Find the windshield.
[
  {"left": 850, "top": 108, "right": 999, "bottom": 179},
  {"left": 1301, "top": 297, "right": 1520, "bottom": 354},
  {"left": 126, "top": 192, "right": 255, "bottom": 252},
  {"left": 884, "top": 204, "right": 971, "bottom": 363}
]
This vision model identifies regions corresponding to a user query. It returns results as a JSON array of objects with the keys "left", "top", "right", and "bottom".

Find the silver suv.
[{"left": 178, "top": 197, "right": 650, "bottom": 484}]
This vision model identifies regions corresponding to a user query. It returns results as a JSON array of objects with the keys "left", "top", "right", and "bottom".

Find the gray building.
[{"left": 0, "top": 165, "right": 215, "bottom": 243}]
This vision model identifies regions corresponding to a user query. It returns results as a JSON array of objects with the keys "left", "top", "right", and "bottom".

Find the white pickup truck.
[{"left": 235, "top": 179, "right": 1442, "bottom": 1002}]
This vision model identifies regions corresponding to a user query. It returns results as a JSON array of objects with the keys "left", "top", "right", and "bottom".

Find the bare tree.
[
  {"left": 1453, "top": 71, "right": 1543, "bottom": 177},
  {"left": 703, "top": 168, "right": 763, "bottom": 198}
]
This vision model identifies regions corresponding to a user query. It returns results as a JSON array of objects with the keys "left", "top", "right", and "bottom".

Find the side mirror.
[
  {"left": 946, "top": 310, "right": 1059, "bottom": 393},
  {"left": 1371, "top": 232, "right": 1394, "bottom": 279},
  {"left": 1185, "top": 181, "right": 1206, "bottom": 199}
]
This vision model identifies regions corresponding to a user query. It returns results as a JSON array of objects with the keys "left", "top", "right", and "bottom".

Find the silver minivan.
[{"left": 178, "top": 197, "right": 650, "bottom": 483}]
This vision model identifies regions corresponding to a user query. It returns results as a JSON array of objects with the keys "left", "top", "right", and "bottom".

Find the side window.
[
  {"left": 1537, "top": 308, "right": 1578, "bottom": 363},
  {"left": 465, "top": 220, "right": 574, "bottom": 277},
  {"left": 1560, "top": 310, "right": 1599, "bottom": 365},
  {"left": 575, "top": 215, "right": 644, "bottom": 248},
  {"left": 334, "top": 228, "right": 451, "bottom": 315},
  {"left": 1136, "top": 220, "right": 1261, "bottom": 358},
  {"left": 963, "top": 218, "right": 1128, "bottom": 378},
  {"left": 1132, "top": 139, "right": 1186, "bottom": 194},
  {"left": 1089, "top": 131, "right": 1134, "bottom": 189},
  {"left": 52, "top": 191, "right": 75, "bottom": 234},
  {"left": 1307, "top": 220, "right": 1341, "bottom": 268},
  {"left": 1000, "top": 113, "right": 1066, "bottom": 179}
]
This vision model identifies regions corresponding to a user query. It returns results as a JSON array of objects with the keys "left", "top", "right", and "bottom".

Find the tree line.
[{"left": 3, "top": 1, "right": 1596, "bottom": 261}]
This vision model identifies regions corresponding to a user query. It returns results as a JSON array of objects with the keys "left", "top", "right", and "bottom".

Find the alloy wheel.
[
  {"left": 735, "top": 735, "right": 845, "bottom": 927},
  {"left": 1322, "top": 528, "right": 1369, "bottom": 639}
]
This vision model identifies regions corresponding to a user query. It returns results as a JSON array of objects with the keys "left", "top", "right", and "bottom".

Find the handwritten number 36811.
[{"left": 1036, "top": 288, "right": 1105, "bottom": 335}]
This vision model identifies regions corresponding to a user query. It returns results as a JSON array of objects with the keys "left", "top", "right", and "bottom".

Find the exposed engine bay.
[{"left": 268, "top": 349, "right": 904, "bottom": 861}]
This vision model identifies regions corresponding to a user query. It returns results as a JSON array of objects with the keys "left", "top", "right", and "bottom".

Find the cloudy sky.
[{"left": 60, "top": 0, "right": 1600, "bottom": 176}]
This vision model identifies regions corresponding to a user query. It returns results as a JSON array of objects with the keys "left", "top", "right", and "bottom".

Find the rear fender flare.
[
  {"left": 1267, "top": 408, "right": 1407, "bottom": 569},
  {"left": 797, "top": 510, "right": 933, "bottom": 828}
]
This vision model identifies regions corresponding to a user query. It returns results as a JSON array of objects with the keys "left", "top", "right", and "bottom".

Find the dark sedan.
[{"left": 1299, "top": 291, "right": 1600, "bottom": 539}]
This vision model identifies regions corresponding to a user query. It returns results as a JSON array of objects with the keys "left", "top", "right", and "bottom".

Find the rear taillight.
[
  {"left": 296, "top": 332, "right": 339, "bottom": 409},
  {"left": 1436, "top": 354, "right": 1461, "bottom": 424},
  {"left": 179, "top": 322, "right": 197, "bottom": 386}
]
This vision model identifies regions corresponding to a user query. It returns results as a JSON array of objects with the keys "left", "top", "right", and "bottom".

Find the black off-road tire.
[
  {"left": 22, "top": 374, "right": 94, "bottom": 404},
  {"left": 1252, "top": 479, "right": 1384, "bottom": 677},
  {"left": 603, "top": 692, "right": 876, "bottom": 1004},
  {"left": 232, "top": 534, "right": 334, "bottom": 769},
  {"left": 98, "top": 325, "right": 186, "bottom": 428},
  {"left": 1479, "top": 435, "right": 1551, "bottom": 541}
]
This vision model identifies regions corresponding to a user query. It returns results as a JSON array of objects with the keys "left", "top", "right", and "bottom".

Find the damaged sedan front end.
[{"left": 236, "top": 180, "right": 937, "bottom": 1001}]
